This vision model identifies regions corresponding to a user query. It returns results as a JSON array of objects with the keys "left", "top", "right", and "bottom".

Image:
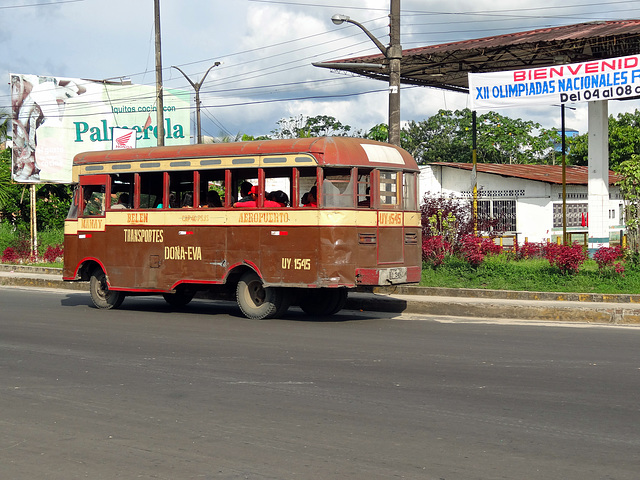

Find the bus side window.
[
  {"left": 403, "top": 172, "right": 418, "bottom": 211},
  {"left": 199, "top": 170, "right": 225, "bottom": 208},
  {"left": 139, "top": 171, "right": 163, "bottom": 208},
  {"left": 357, "top": 170, "right": 371, "bottom": 208},
  {"left": 298, "top": 167, "right": 318, "bottom": 208},
  {"left": 110, "top": 173, "right": 134, "bottom": 209},
  {"left": 67, "top": 187, "right": 79, "bottom": 219},
  {"left": 265, "top": 167, "right": 292, "bottom": 207},
  {"left": 323, "top": 168, "right": 354, "bottom": 208},
  {"left": 168, "top": 171, "right": 194, "bottom": 208},
  {"left": 82, "top": 185, "right": 105, "bottom": 216}
]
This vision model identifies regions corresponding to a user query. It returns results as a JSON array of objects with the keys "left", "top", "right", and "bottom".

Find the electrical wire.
[{"left": 0, "top": 0, "right": 83, "bottom": 9}]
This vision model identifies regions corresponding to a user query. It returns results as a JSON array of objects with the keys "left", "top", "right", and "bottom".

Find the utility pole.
[
  {"left": 154, "top": 0, "right": 164, "bottom": 146},
  {"left": 388, "top": 0, "right": 401, "bottom": 147},
  {"left": 172, "top": 62, "right": 220, "bottom": 144},
  {"left": 318, "top": 0, "right": 402, "bottom": 146}
]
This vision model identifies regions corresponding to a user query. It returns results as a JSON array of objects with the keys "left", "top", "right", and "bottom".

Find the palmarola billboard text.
[{"left": 11, "top": 73, "right": 190, "bottom": 184}]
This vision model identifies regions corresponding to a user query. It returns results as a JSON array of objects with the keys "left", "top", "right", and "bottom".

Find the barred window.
[
  {"left": 477, "top": 199, "right": 516, "bottom": 232},
  {"left": 553, "top": 203, "right": 588, "bottom": 228}
]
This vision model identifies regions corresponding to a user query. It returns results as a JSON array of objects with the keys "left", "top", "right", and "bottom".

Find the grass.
[{"left": 420, "top": 253, "right": 640, "bottom": 295}]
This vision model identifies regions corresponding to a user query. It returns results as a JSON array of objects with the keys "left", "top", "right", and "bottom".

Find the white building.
[{"left": 420, "top": 163, "right": 625, "bottom": 246}]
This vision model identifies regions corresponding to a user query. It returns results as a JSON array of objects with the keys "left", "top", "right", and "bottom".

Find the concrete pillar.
[{"left": 587, "top": 100, "right": 610, "bottom": 250}]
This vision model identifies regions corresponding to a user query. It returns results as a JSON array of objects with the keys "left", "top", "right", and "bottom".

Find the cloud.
[{"left": 3, "top": 0, "right": 640, "bottom": 141}]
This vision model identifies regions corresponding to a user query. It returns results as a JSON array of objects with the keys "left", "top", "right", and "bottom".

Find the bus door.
[{"left": 377, "top": 170, "right": 404, "bottom": 264}]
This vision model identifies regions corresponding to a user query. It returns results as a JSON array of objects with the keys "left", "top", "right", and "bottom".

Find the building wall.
[{"left": 419, "top": 165, "right": 624, "bottom": 244}]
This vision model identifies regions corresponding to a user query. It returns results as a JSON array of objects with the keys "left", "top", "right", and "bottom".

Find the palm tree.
[{"left": 0, "top": 109, "right": 10, "bottom": 144}]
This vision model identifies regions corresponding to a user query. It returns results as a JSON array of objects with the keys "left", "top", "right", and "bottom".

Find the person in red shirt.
[
  {"left": 302, "top": 186, "right": 317, "bottom": 207},
  {"left": 234, "top": 185, "right": 258, "bottom": 207}
]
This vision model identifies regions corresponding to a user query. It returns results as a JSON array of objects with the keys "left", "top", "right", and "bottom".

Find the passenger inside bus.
[
  {"left": 234, "top": 185, "right": 258, "bottom": 207},
  {"left": 182, "top": 193, "right": 193, "bottom": 208},
  {"left": 111, "top": 192, "right": 130, "bottom": 209},
  {"left": 302, "top": 186, "right": 317, "bottom": 207},
  {"left": 83, "top": 188, "right": 104, "bottom": 216},
  {"left": 267, "top": 190, "right": 288, "bottom": 207},
  {"left": 237, "top": 181, "right": 253, "bottom": 203},
  {"left": 202, "top": 190, "right": 222, "bottom": 208}
]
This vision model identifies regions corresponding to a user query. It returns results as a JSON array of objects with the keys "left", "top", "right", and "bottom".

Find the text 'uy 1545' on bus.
[{"left": 63, "top": 137, "right": 422, "bottom": 319}]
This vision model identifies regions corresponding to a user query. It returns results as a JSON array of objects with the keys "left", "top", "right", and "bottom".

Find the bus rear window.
[{"left": 379, "top": 171, "right": 398, "bottom": 207}]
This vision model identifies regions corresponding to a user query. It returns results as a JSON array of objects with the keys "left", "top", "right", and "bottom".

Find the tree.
[
  {"left": 0, "top": 149, "right": 72, "bottom": 230},
  {"left": 0, "top": 149, "right": 11, "bottom": 210},
  {"left": 0, "top": 110, "right": 10, "bottom": 145},
  {"left": 569, "top": 110, "right": 640, "bottom": 170},
  {"left": 615, "top": 156, "right": 640, "bottom": 252},
  {"left": 365, "top": 123, "right": 389, "bottom": 143},
  {"left": 270, "top": 114, "right": 359, "bottom": 139},
  {"left": 241, "top": 134, "right": 270, "bottom": 141},
  {"left": 401, "top": 108, "right": 556, "bottom": 165}
]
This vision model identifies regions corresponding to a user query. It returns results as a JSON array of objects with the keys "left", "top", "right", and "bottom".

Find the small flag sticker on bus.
[
  {"left": 178, "top": 231, "right": 194, "bottom": 235},
  {"left": 78, "top": 234, "right": 92, "bottom": 239},
  {"left": 271, "top": 231, "right": 288, "bottom": 236}
]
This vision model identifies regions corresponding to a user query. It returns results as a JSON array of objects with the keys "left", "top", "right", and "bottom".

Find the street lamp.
[
  {"left": 172, "top": 62, "right": 221, "bottom": 144},
  {"left": 322, "top": 2, "right": 402, "bottom": 146}
]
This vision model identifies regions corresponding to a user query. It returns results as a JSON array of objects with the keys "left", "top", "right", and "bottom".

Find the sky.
[{"left": 3, "top": 0, "right": 640, "bottom": 141}]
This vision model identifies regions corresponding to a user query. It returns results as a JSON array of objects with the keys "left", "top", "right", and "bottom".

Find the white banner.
[
  {"left": 468, "top": 54, "right": 640, "bottom": 110},
  {"left": 11, "top": 74, "right": 190, "bottom": 184}
]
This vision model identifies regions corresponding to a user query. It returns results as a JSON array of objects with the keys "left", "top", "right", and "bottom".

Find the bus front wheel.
[
  {"left": 236, "top": 272, "right": 289, "bottom": 320},
  {"left": 89, "top": 269, "right": 125, "bottom": 309}
]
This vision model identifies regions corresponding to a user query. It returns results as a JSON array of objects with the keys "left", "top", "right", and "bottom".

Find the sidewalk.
[{"left": 2, "top": 264, "right": 640, "bottom": 324}]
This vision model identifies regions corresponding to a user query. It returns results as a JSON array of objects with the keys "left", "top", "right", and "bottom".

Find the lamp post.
[
  {"left": 172, "top": 62, "right": 220, "bottom": 144},
  {"left": 329, "top": 0, "right": 401, "bottom": 146}
]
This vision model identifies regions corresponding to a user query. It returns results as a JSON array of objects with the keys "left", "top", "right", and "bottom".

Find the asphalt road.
[{"left": 1, "top": 286, "right": 639, "bottom": 480}]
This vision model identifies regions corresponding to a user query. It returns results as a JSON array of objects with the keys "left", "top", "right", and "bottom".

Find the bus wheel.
[
  {"left": 163, "top": 286, "right": 195, "bottom": 308},
  {"left": 300, "top": 289, "right": 348, "bottom": 317},
  {"left": 89, "top": 269, "right": 125, "bottom": 309},
  {"left": 236, "top": 272, "right": 289, "bottom": 320}
]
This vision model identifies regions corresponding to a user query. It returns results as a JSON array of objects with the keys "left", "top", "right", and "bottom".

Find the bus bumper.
[{"left": 355, "top": 266, "right": 421, "bottom": 285}]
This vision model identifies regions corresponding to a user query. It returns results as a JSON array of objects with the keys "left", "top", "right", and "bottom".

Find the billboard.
[
  {"left": 468, "top": 53, "right": 640, "bottom": 110},
  {"left": 11, "top": 74, "right": 190, "bottom": 183}
]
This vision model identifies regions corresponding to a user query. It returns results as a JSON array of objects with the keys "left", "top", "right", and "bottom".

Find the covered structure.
[
  {"left": 322, "top": 20, "right": 640, "bottom": 94},
  {"left": 319, "top": 19, "right": 640, "bottom": 249}
]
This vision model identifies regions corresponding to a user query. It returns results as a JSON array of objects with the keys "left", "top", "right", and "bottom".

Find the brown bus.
[{"left": 63, "top": 136, "right": 421, "bottom": 319}]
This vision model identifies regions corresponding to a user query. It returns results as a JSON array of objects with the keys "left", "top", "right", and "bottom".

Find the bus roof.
[{"left": 73, "top": 137, "right": 419, "bottom": 171}]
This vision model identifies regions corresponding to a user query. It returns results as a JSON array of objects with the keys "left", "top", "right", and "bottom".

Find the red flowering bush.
[
  {"left": 422, "top": 235, "right": 453, "bottom": 266},
  {"left": 458, "top": 235, "right": 502, "bottom": 267},
  {"left": 43, "top": 245, "right": 64, "bottom": 263},
  {"left": 543, "top": 242, "right": 587, "bottom": 274},
  {"left": 593, "top": 245, "right": 625, "bottom": 276},
  {"left": 480, "top": 237, "right": 503, "bottom": 256},
  {"left": 2, "top": 247, "right": 20, "bottom": 263},
  {"left": 516, "top": 241, "right": 543, "bottom": 260}
]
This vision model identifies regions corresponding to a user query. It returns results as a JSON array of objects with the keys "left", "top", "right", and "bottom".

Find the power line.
[{"left": 0, "top": 0, "right": 83, "bottom": 9}]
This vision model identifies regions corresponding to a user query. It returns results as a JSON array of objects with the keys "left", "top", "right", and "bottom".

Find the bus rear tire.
[
  {"left": 299, "top": 289, "right": 348, "bottom": 317},
  {"left": 89, "top": 268, "right": 125, "bottom": 309},
  {"left": 236, "top": 272, "right": 289, "bottom": 320}
]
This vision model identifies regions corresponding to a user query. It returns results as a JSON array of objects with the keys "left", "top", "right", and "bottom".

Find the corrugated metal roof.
[
  {"left": 429, "top": 162, "right": 622, "bottom": 185},
  {"left": 323, "top": 20, "right": 640, "bottom": 93}
]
